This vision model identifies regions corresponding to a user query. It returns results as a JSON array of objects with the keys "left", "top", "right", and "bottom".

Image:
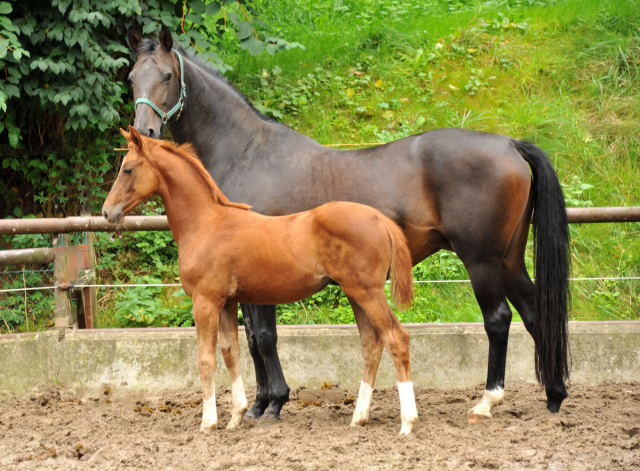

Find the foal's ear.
[
  {"left": 127, "top": 125, "right": 145, "bottom": 151},
  {"left": 159, "top": 25, "right": 173, "bottom": 52},
  {"left": 119, "top": 127, "right": 130, "bottom": 140},
  {"left": 127, "top": 26, "right": 142, "bottom": 52}
]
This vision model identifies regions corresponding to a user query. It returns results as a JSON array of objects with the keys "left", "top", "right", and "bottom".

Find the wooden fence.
[{"left": 1, "top": 206, "right": 639, "bottom": 331}]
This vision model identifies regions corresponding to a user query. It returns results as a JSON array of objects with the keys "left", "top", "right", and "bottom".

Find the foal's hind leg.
[
  {"left": 347, "top": 289, "right": 418, "bottom": 435},
  {"left": 219, "top": 302, "right": 248, "bottom": 429},
  {"left": 347, "top": 297, "right": 384, "bottom": 427}
]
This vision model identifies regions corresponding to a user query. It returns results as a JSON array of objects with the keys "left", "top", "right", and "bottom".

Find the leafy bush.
[{"left": 114, "top": 276, "right": 193, "bottom": 327}]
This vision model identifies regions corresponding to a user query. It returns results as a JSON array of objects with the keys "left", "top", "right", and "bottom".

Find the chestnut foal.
[{"left": 102, "top": 127, "right": 418, "bottom": 434}]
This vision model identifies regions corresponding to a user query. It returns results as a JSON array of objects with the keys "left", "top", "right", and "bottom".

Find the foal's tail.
[
  {"left": 513, "top": 139, "right": 570, "bottom": 388},
  {"left": 381, "top": 216, "right": 414, "bottom": 310}
]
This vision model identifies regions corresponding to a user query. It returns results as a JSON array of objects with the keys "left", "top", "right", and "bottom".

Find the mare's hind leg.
[
  {"left": 346, "top": 289, "right": 418, "bottom": 435},
  {"left": 463, "top": 259, "right": 512, "bottom": 424},
  {"left": 242, "top": 304, "right": 290, "bottom": 421},
  {"left": 347, "top": 297, "right": 384, "bottom": 427},
  {"left": 219, "top": 302, "right": 248, "bottom": 428},
  {"left": 503, "top": 265, "right": 568, "bottom": 412}
]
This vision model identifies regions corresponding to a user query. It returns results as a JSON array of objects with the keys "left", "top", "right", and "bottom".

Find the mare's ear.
[
  {"left": 159, "top": 25, "right": 173, "bottom": 52},
  {"left": 119, "top": 127, "right": 130, "bottom": 140},
  {"left": 127, "top": 26, "right": 142, "bottom": 52},
  {"left": 127, "top": 125, "right": 144, "bottom": 151}
]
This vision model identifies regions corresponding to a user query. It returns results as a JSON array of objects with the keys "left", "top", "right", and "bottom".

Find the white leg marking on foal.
[
  {"left": 397, "top": 381, "right": 418, "bottom": 435},
  {"left": 468, "top": 387, "right": 504, "bottom": 422},
  {"left": 200, "top": 390, "right": 218, "bottom": 431},
  {"left": 231, "top": 375, "right": 248, "bottom": 412},
  {"left": 351, "top": 381, "right": 373, "bottom": 426},
  {"left": 226, "top": 376, "right": 248, "bottom": 429}
]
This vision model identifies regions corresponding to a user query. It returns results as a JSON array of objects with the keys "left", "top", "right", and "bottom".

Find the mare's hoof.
[
  {"left": 244, "top": 405, "right": 266, "bottom": 421},
  {"left": 467, "top": 411, "right": 492, "bottom": 424},
  {"left": 257, "top": 413, "right": 281, "bottom": 427},
  {"left": 546, "top": 385, "right": 568, "bottom": 413}
]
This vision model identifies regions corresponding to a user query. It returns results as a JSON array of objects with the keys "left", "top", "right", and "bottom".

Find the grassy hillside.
[
  {"left": 2, "top": 0, "right": 638, "bottom": 331},
  {"left": 220, "top": 0, "right": 639, "bottom": 323}
]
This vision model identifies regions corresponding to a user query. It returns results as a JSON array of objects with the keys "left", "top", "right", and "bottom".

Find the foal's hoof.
[
  {"left": 350, "top": 416, "right": 368, "bottom": 427},
  {"left": 199, "top": 423, "right": 218, "bottom": 433},
  {"left": 467, "top": 411, "right": 492, "bottom": 424}
]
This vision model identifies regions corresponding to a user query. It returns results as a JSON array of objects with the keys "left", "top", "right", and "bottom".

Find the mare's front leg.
[
  {"left": 194, "top": 295, "right": 223, "bottom": 432},
  {"left": 242, "top": 304, "right": 290, "bottom": 421},
  {"left": 241, "top": 304, "right": 270, "bottom": 419},
  {"left": 219, "top": 302, "right": 248, "bottom": 428}
]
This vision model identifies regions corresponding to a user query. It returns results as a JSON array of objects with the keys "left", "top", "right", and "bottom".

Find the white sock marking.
[
  {"left": 469, "top": 387, "right": 504, "bottom": 418},
  {"left": 397, "top": 381, "right": 418, "bottom": 435},
  {"left": 231, "top": 375, "right": 248, "bottom": 414},
  {"left": 351, "top": 381, "right": 373, "bottom": 425},
  {"left": 201, "top": 388, "right": 217, "bottom": 430}
]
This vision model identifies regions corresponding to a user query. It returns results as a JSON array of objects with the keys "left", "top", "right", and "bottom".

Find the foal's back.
[{"left": 181, "top": 201, "right": 397, "bottom": 305}]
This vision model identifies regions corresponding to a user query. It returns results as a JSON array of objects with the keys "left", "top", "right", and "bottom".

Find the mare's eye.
[
  {"left": 163, "top": 72, "right": 172, "bottom": 81},
  {"left": 124, "top": 168, "right": 133, "bottom": 175}
]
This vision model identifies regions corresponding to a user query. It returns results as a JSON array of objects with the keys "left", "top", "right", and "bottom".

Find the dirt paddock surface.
[{"left": 0, "top": 382, "right": 638, "bottom": 471}]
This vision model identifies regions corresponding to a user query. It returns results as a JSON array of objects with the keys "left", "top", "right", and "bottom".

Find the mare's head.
[
  {"left": 102, "top": 126, "right": 158, "bottom": 223},
  {"left": 127, "top": 26, "right": 182, "bottom": 139}
]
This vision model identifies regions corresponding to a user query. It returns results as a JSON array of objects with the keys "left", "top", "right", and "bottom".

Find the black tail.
[{"left": 513, "top": 140, "right": 570, "bottom": 387}]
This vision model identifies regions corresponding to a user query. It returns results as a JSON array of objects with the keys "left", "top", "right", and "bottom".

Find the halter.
[{"left": 135, "top": 50, "right": 187, "bottom": 126}]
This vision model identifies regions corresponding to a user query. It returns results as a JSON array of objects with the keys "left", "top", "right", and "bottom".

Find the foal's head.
[
  {"left": 127, "top": 26, "right": 181, "bottom": 138},
  {"left": 102, "top": 127, "right": 158, "bottom": 223}
]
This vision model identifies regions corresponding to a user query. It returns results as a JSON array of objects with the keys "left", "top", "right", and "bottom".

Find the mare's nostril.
[
  {"left": 148, "top": 128, "right": 154, "bottom": 138},
  {"left": 102, "top": 209, "right": 108, "bottom": 220}
]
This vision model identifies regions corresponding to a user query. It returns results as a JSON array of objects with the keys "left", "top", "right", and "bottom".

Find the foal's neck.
[{"left": 152, "top": 148, "right": 234, "bottom": 246}]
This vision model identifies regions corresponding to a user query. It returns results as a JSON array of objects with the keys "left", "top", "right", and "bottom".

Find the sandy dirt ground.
[{"left": 0, "top": 381, "right": 638, "bottom": 471}]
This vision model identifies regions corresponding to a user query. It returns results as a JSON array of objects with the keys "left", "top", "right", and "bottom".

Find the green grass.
[{"left": 224, "top": 0, "right": 640, "bottom": 323}]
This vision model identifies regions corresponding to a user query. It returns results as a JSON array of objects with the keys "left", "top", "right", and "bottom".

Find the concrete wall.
[{"left": 1, "top": 322, "right": 639, "bottom": 398}]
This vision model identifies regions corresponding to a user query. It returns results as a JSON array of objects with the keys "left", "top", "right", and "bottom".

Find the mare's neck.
[
  {"left": 153, "top": 149, "right": 226, "bottom": 246},
  {"left": 168, "top": 54, "right": 326, "bottom": 185},
  {"left": 169, "top": 58, "right": 267, "bottom": 174}
]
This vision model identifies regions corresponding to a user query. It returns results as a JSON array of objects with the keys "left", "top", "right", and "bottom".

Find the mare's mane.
[{"left": 151, "top": 138, "right": 251, "bottom": 211}]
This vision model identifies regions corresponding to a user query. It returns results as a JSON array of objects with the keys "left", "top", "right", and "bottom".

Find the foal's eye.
[
  {"left": 124, "top": 168, "right": 133, "bottom": 175},
  {"left": 163, "top": 72, "right": 172, "bottom": 81}
]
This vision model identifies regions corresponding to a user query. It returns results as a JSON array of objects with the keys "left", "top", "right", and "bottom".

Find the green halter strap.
[{"left": 135, "top": 50, "right": 187, "bottom": 125}]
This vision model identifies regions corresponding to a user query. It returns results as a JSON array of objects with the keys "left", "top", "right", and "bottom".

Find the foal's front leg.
[
  {"left": 219, "top": 302, "right": 248, "bottom": 428},
  {"left": 194, "top": 296, "right": 222, "bottom": 432}
]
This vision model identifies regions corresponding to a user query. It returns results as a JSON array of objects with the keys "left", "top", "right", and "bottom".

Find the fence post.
[
  {"left": 53, "top": 235, "right": 75, "bottom": 331},
  {"left": 75, "top": 232, "right": 97, "bottom": 329}
]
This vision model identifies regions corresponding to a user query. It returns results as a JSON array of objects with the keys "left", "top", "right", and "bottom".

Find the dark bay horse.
[
  {"left": 103, "top": 127, "right": 418, "bottom": 434},
  {"left": 126, "top": 26, "right": 570, "bottom": 423}
]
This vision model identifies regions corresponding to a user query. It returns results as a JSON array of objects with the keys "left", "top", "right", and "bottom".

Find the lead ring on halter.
[{"left": 135, "top": 50, "right": 187, "bottom": 126}]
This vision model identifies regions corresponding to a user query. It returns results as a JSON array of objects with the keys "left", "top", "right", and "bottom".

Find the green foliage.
[
  {"left": 0, "top": 270, "right": 55, "bottom": 333},
  {"left": 0, "top": 0, "right": 300, "bottom": 218},
  {"left": 114, "top": 276, "right": 192, "bottom": 327}
]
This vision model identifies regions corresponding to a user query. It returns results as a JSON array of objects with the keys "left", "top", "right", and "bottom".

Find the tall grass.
[{"left": 222, "top": 0, "right": 639, "bottom": 323}]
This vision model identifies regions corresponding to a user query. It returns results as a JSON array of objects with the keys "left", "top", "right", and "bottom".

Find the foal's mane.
[{"left": 151, "top": 138, "right": 251, "bottom": 211}]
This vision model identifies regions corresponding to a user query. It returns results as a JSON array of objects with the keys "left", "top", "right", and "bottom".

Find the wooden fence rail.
[
  {"left": 0, "top": 207, "right": 639, "bottom": 235},
  {"left": 1, "top": 206, "right": 638, "bottom": 332}
]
